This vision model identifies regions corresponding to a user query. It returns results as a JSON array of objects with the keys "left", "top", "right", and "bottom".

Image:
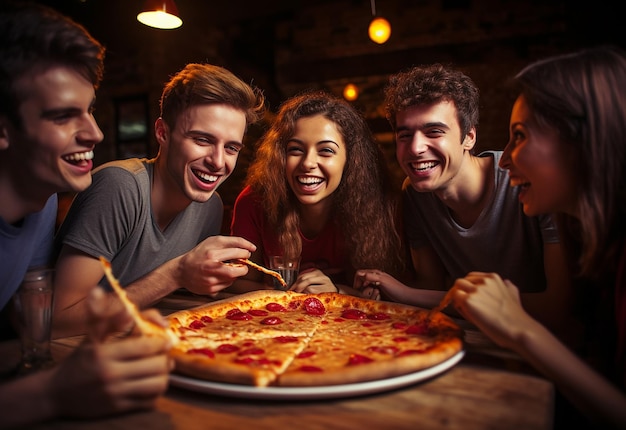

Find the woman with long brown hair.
[{"left": 230, "top": 90, "right": 403, "bottom": 295}]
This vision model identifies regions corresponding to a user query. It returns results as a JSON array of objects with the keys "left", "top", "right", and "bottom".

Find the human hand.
[
  {"left": 290, "top": 268, "right": 336, "bottom": 294},
  {"left": 178, "top": 235, "right": 257, "bottom": 296},
  {"left": 451, "top": 271, "right": 538, "bottom": 350},
  {"left": 354, "top": 269, "right": 410, "bottom": 302},
  {"left": 49, "top": 287, "right": 173, "bottom": 418}
]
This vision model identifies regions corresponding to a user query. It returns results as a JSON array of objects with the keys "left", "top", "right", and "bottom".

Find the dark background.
[{"left": 32, "top": 0, "right": 625, "bottom": 207}]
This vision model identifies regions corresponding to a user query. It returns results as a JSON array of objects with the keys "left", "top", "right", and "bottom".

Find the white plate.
[{"left": 169, "top": 350, "right": 464, "bottom": 400}]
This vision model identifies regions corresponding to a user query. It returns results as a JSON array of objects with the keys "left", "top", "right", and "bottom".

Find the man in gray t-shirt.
[
  {"left": 355, "top": 64, "right": 573, "bottom": 338},
  {"left": 53, "top": 63, "right": 266, "bottom": 337}
]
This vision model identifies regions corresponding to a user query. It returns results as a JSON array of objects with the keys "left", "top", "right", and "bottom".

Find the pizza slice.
[
  {"left": 233, "top": 258, "right": 287, "bottom": 288},
  {"left": 99, "top": 256, "right": 178, "bottom": 344},
  {"left": 171, "top": 334, "right": 312, "bottom": 386}
]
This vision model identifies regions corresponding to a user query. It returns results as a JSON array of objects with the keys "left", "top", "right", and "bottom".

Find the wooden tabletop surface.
[{"left": 1, "top": 292, "right": 555, "bottom": 430}]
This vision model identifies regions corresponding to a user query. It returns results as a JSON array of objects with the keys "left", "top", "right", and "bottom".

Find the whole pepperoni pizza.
[{"left": 167, "top": 290, "right": 464, "bottom": 387}]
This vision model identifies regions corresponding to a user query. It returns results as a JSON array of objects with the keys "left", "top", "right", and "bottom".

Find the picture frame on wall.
[{"left": 114, "top": 95, "right": 150, "bottom": 159}]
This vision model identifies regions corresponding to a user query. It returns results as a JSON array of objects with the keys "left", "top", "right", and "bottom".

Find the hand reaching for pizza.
[{"left": 450, "top": 271, "right": 534, "bottom": 350}]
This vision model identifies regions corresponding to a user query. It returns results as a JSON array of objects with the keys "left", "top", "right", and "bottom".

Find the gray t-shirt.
[
  {"left": 54, "top": 158, "right": 223, "bottom": 289},
  {"left": 403, "top": 150, "right": 558, "bottom": 293}
]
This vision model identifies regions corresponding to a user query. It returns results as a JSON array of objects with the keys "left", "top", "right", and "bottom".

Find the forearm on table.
[
  {"left": 383, "top": 285, "right": 446, "bottom": 309},
  {"left": 514, "top": 321, "right": 626, "bottom": 428},
  {"left": 52, "top": 298, "right": 90, "bottom": 338},
  {"left": 0, "top": 368, "right": 56, "bottom": 428},
  {"left": 124, "top": 258, "right": 184, "bottom": 308}
]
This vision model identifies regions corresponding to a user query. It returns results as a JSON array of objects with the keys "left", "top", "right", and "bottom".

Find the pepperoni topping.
[
  {"left": 393, "top": 336, "right": 409, "bottom": 343},
  {"left": 216, "top": 344, "right": 240, "bottom": 353},
  {"left": 275, "top": 336, "right": 299, "bottom": 343},
  {"left": 368, "top": 312, "right": 391, "bottom": 320},
  {"left": 226, "top": 309, "right": 253, "bottom": 320},
  {"left": 287, "top": 300, "right": 301, "bottom": 311},
  {"left": 341, "top": 309, "right": 367, "bottom": 320},
  {"left": 296, "top": 350, "right": 316, "bottom": 358},
  {"left": 238, "top": 347, "right": 264, "bottom": 356},
  {"left": 392, "top": 322, "right": 408, "bottom": 330},
  {"left": 348, "top": 354, "right": 374, "bottom": 365},
  {"left": 248, "top": 309, "right": 269, "bottom": 317},
  {"left": 297, "top": 365, "right": 323, "bottom": 372},
  {"left": 188, "top": 320, "right": 205, "bottom": 330},
  {"left": 200, "top": 315, "right": 213, "bottom": 323},
  {"left": 406, "top": 323, "right": 429, "bottom": 335},
  {"left": 303, "top": 297, "right": 326, "bottom": 315},
  {"left": 260, "top": 316, "right": 283, "bottom": 325},
  {"left": 266, "top": 302, "right": 287, "bottom": 312},
  {"left": 187, "top": 348, "right": 215, "bottom": 358}
]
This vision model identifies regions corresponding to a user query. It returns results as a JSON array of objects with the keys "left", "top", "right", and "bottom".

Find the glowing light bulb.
[
  {"left": 343, "top": 84, "right": 359, "bottom": 101},
  {"left": 368, "top": 17, "right": 391, "bottom": 44}
]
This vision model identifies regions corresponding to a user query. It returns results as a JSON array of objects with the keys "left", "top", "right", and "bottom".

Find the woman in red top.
[
  {"left": 230, "top": 90, "right": 403, "bottom": 295},
  {"left": 451, "top": 46, "right": 626, "bottom": 428}
]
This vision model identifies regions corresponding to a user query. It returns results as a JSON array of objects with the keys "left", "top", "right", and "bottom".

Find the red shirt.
[{"left": 230, "top": 186, "right": 350, "bottom": 285}]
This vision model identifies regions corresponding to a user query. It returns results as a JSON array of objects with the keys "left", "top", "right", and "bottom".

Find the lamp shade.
[
  {"left": 368, "top": 17, "right": 391, "bottom": 44},
  {"left": 137, "top": 0, "right": 182, "bottom": 29}
]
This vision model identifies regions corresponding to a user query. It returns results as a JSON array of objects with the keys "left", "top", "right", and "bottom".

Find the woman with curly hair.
[{"left": 229, "top": 90, "right": 403, "bottom": 296}]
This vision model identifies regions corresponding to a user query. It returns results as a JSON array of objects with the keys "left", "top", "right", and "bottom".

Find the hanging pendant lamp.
[
  {"left": 368, "top": 0, "right": 391, "bottom": 44},
  {"left": 137, "top": 0, "right": 183, "bottom": 30}
]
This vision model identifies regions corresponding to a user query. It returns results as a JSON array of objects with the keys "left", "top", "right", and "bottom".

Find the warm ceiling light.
[
  {"left": 368, "top": 0, "right": 391, "bottom": 44},
  {"left": 343, "top": 84, "right": 359, "bottom": 101},
  {"left": 369, "top": 17, "right": 391, "bottom": 44},
  {"left": 137, "top": 0, "right": 182, "bottom": 29}
]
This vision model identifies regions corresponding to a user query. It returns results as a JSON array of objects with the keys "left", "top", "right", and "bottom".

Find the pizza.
[
  {"left": 167, "top": 290, "right": 463, "bottom": 387},
  {"left": 233, "top": 258, "right": 287, "bottom": 288},
  {"left": 100, "top": 256, "right": 178, "bottom": 344}
]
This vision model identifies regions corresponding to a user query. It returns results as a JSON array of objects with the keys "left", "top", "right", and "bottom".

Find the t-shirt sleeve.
[{"left": 55, "top": 166, "right": 145, "bottom": 261}]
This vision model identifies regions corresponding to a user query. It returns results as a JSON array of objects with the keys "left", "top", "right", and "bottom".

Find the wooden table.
[{"left": 2, "top": 294, "right": 555, "bottom": 429}]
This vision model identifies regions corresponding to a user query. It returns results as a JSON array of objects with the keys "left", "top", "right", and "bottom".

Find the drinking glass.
[
  {"left": 13, "top": 268, "right": 55, "bottom": 374},
  {"left": 268, "top": 256, "right": 300, "bottom": 290}
]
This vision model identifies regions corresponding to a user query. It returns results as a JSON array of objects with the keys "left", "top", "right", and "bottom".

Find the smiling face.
[
  {"left": 394, "top": 101, "right": 475, "bottom": 193},
  {"left": 285, "top": 115, "right": 347, "bottom": 208},
  {"left": 157, "top": 103, "right": 247, "bottom": 203},
  {"left": 2, "top": 66, "right": 103, "bottom": 200},
  {"left": 499, "top": 95, "right": 578, "bottom": 216}
]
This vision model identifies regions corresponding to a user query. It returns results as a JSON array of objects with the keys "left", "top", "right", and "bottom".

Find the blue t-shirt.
[{"left": 0, "top": 194, "right": 57, "bottom": 310}]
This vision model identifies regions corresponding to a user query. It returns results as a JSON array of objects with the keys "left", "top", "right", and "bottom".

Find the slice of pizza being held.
[{"left": 168, "top": 290, "right": 464, "bottom": 387}]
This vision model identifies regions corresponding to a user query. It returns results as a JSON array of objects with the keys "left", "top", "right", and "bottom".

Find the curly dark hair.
[
  {"left": 246, "top": 90, "right": 404, "bottom": 276},
  {"left": 383, "top": 63, "right": 480, "bottom": 140}
]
